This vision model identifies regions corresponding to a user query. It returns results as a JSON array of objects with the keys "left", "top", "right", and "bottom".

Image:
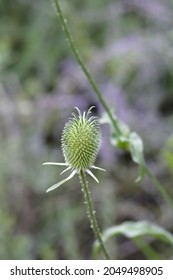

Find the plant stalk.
[
  {"left": 52, "top": 0, "right": 121, "bottom": 136},
  {"left": 144, "top": 165, "right": 173, "bottom": 209},
  {"left": 79, "top": 170, "right": 110, "bottom": 259}
]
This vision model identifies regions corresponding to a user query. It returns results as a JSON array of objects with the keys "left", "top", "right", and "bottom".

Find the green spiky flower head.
[
  {"left": 62, "top": 107, "right": 101, "bottom": 170},
  {"left": 43, "top": 107, "right": 105, "bottom": 192}
]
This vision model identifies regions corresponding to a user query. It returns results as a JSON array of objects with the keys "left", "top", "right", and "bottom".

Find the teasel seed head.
[
  {"left": 61, "top": 107, "right": 101, "bottom": 170},
  {"left": 43, "top": 107, "right": 106, "bottom": 192}
]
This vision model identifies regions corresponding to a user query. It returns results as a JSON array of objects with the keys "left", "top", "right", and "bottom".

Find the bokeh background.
[{"left": 0, "top": 0, "right": 173, "bottom": 259}]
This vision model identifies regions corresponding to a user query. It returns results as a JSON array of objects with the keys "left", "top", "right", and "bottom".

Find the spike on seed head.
[{"left": 61, "top": 107, "right": 101, "bottom": 170}]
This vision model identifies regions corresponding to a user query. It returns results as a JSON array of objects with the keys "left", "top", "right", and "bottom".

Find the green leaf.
[
  {"left": 93, "top": 221, "right": 173, "bottom": 256},
  {"left": 111, "top": 134, "right": 130, "bottom": 150},
  {"left": 100, "top": 112, "right": 146, "bottom": 181},
  {"left": 129, "top": 132, "right": 143, "bottom": 164},
  {"left": 129, "top": 132, "right": 145, "bottom": 181},
  {"left": 100, "top": 111, "right": 130, "bottom": 150},
  {"left": 100, "top": 111, "right": 130, "bottom": 136}
]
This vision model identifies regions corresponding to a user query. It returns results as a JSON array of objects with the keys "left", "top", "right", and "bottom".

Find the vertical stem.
[
  {"left": 144, "top": 166, "right": 173, "bottom": 209},
  {"left": 52, "top": 0, "right": 121, "bottom": 136},
  {"left": 79, "top": 170, "right": 110, "bottom": 259}
]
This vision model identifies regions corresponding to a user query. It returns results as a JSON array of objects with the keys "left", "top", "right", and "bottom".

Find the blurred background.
[{"left": 0, "top": 0, "right": 173, "bottom": 259}]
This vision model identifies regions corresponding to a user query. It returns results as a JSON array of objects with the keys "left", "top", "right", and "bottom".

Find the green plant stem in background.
[
  {"left": 134, "top": 237, "right": 160, "bottom": 260},
  {"left": 52, "top": 0, "right": 173, "bottom": 209},
  {"left": 144, "top": 166, "right": 173, "bottom": 209},
  {"left": 79, "top": 170, "right": 110, "bottom": 259},
  {"left": 52, "top": 0, "right": 121, "bottom": 136}
]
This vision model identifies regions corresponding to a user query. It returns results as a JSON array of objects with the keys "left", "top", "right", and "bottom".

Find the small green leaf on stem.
[{"left": 129, "top": 132, "right": 145, "bottom": 182}]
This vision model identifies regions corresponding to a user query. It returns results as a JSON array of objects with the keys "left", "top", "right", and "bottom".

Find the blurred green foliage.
[
  {"left": 163, "top": 135, "right": 173, "bottom": 178},
  {"left": 0, "top": 0, "right": 111, "bottom": 94},
  {"left": 0, "top": 0, "right": 173, "bottom": 260}
]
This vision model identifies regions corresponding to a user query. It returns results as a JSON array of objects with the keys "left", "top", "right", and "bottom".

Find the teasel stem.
[
  {"left": 52, "top": 0, "right": 121, "bottom": 136},
  {"left": 79, "top": 170, "right": 110, "bottom": 259},
  {"left": 144, "top": 166, "right": 173, "bottom": 209}
]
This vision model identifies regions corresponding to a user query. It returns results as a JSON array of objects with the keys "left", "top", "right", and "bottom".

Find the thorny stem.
[
  {"left": 79, "top": 170, "right": 110, "bottom": 259},
  {"left": 52, "top": 0, "right": 121, "bottom": 136}
]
